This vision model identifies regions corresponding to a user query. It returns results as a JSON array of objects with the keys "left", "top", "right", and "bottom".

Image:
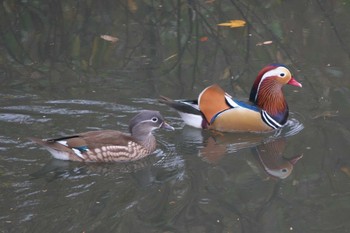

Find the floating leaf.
[
  {"left": 100, "top": 35, "right": 119, "bottom": 43},
  {"left": 340, "top": 166, "right": 350, "bottom": 177},
  {"left": 199, "top": 36, "right": 208, "bottom": 42},
  {"left": 127, "top": 0, "right": 138, "bottom": 13},
  {"left": 163, "top": 54, "right": 177, "bottom": 62},
  {"left": 256, "top": 40, "right": 273, "bottom": 46},
  {"left": 218, "top": 20, "right": 246, "bottom": 28}
]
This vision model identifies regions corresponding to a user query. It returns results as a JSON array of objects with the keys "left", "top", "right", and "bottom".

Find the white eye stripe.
[
  {"left": 254, "top": 67, "right": 289, "bottom": 101},
  {"left": 140, "top": 117, "right": 160, "bottom": 124},
  {"left": 261, "top": 69, "right": 286, "bottom": 80}
]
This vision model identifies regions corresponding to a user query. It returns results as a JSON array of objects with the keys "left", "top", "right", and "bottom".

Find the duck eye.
[
  {"left": 151, "top": 117, "right": 158, "bottom": 122},
  {"left": 279, "top": 73, "right": 285, "bottom": 77}
]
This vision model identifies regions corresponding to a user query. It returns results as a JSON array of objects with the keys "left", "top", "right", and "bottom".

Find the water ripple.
[
  {"left": 46, "top": 99, "right": 136, "bottom": 112},
  {"left": 2, "top": 105, "right": 94, "bottom": 115},
  {"left": 282, "top": 117, "right": 305, "bottom": 137},
  {"left": 0, "top": 113, "right": 50, "bottom": 124}
]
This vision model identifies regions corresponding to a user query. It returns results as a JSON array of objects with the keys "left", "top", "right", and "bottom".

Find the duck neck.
[
  {"left": 252, "top": 80, "right": 289, "bottom": 125},
  {"left": 131, "top": 126, "right": 156, "bottom": 151}
]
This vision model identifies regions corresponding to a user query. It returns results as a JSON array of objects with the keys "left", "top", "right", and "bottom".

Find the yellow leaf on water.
[{"left": 218, "top": 20, "right": 246, "bottom": 28}]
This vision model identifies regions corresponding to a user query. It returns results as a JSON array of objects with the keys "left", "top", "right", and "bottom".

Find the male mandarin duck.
[
  {"left": 31, "top": 110, "right": 174, "bottom": 162},
  {"left": 253, "top": 138, "right": 303, "bottom": 179},
  {"left": 160, "top": 64, "right": 302, "bottom": 132}
]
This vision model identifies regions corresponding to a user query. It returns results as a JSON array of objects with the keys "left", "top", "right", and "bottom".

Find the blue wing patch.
[
  {"left": 234, "top": 100, "right": 260, "bottom": 112},
  {"left": 73, "top": 145, "right": 89, "bottom": 152}
]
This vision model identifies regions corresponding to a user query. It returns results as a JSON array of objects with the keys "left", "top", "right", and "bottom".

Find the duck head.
[
  {"left": 129, "top": 110, "right": 174, "bottom": 142},
  {"left": 249, "top": 64, "right": 302, "bottom": 124}
]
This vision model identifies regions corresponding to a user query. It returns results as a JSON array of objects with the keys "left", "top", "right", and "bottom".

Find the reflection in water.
[
  {"left": 200, "top": 136, "right": 303, "bottom": 179},
  {"left": 23, "top": 111, "right": 304, "bottom": 231},
  {"left": 194, "top": 118, "right": 304, "bottom": 179},
  {"left": 3, "top": 0, "right": 350, "bottom": 231},
  {"left": 1, "top": 92, "right": 306, "bottom": 232},
  {"left": 30, "top": 154, "right": 159, "bottom": 181},
  {"left": 251, "top": 138, "right": 303, "bottom": 179}
]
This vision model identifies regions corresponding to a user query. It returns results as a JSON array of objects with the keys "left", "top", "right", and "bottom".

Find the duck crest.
[
  {"left": 249, "top": 65, "right": 289, "bottom": 125},
  {"left": 249, "top": 64, "right": 278, "bottom": 103}
]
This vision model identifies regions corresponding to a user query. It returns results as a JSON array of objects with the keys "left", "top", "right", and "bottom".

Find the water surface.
[{"left": 1, "top": 1, "right": 350, "bottom": 232}]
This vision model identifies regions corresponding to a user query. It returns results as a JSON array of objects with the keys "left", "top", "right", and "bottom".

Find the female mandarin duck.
[
  {"left": 31, "top": 110, "right": 174, "bottom": 162},
  {"left": 160, "top": 64, "right": 302, "bottom": 132}
]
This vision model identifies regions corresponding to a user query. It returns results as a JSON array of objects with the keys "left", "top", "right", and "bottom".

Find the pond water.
[{"left": 1, "top": 1, "right": 350, "bottom": 232}]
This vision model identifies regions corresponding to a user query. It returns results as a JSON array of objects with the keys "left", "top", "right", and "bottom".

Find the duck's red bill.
[{"left": 288, "top": 77, "right": 302, "bottom": 87}]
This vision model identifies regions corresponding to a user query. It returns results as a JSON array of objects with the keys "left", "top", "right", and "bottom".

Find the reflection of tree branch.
[
  {"left": 0, "top": 4, "right": 32, "bottom": 66},
  {"left": 190, "top": 4, "right": 237, "bottom": 82},
  {"left": 190, "top": 4, "right": 200, "bottom": 90},
  {"left": 159, "top": 0, "right": 194, "bottom": 94},
  {"left": 225, "top": 0, "right": 253, "bottom": 88},
  {"left": 234, "top": 0, "right": 297, "bottom": 66},
  {"left": 175, "top": 0, "right": 186, "bottom": 95},
  {"left": 316, "top": 0, "right": 350, "bottom": 61}
]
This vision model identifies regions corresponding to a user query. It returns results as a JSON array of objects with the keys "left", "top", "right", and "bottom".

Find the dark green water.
[{"left": 1, "top": 1, "right": 350, "bottom": 232}]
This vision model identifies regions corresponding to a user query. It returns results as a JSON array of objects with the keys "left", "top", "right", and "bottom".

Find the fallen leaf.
[
  {"left": 100, "top": 35, "right": 119, "bottom": 43},
  {"left": 218, "top": 20, "right": 246, "bottom": 28},
  {"left": 219, "top": 67, "right": 231, "bottom": 80},
  {"left": 199, "top": 36, "right": 209, "bottom": 42},
  {"left": 163, "top": 54, "right": 177, "bottom": 62},
  {"left": 127, "top": 0, "right": 138, "bottom": 13},
  {"left": 256, "top": 40, "right": 273, "bottom": 46},
  {"left": 340, "top": 166, "right": 350, "bottom": 177}
]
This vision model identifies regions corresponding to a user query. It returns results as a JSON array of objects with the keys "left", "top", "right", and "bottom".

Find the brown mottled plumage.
[{"left": 31, "top": 110, "right": 174, "bottom": 162}]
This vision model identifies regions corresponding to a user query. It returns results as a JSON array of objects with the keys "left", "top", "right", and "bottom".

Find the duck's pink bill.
[{"left": 288, "top": 77, "right": 302, "bottom": 87}]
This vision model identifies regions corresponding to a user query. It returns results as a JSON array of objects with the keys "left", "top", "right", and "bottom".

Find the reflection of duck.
[
  {"left": 160, "top": 64, "right": 302, "bottom": 132},
  {"left": 199, "top": 133, "right": 268, "bottom": 163},
  {"left": 30, "top": 155, "right": 159, "bottom": 180},
  {"left": 31, "top": 110, "right": 174, "bottom": 162},
  {"left": 197, "top": 132, "right": 302, "bottom": 179},
  {"left": 251, "top": 138, "right": 303, "bottom": 179}
]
